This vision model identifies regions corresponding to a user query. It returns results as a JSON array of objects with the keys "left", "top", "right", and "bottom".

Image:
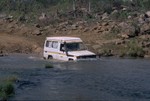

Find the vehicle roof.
[{"left": 46, "top": 37, "right": 82, "bottom": 42}]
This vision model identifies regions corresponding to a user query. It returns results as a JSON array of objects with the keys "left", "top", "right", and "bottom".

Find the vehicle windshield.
[{"left": 66, "top": 42, "right": 87, "bottom": 51}]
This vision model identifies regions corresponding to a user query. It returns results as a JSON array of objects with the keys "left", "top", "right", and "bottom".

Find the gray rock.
[
  {"left": 71, "top": 24, "right": 78, "bottom": 30},
  {"left": 102, "top": 13, "right": 109, "bottom": 20},
  {"left": 119, "top": 22, "right": 140, "bottom": 38},
  {"left": 92, "top": 45, "right": 100, "bottom": 50},
  {"left": 146, "top": 11, "right": 150, "bottom": 17},
  {"left": 141, "top": 23, "right": 150, "bottom": 34},
  {"left": 33, "top": 29, "right": 42, "bottom": 36},
  {"left": 138, "top": 18, "right": 145, "bottom": 24},
  {"left": 35, "top": 24, "right": 40, "bottom": 28},
  {"left": 111, "top": 10, "right": 118, "bottom": 15},
  {"left": 121, "top": 34, "right": 129, "bottom": 39}
]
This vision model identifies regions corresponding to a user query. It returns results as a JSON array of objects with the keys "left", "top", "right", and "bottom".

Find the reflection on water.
[{"left": 0, "top": 54, "right": 150, "bottom": 100}]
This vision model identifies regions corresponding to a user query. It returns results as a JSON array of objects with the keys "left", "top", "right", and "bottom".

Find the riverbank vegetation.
[
  {"left": 0, "top": 76, "right": 18, "bottom": 101},
  {"left": 45, "top": 64, "right": 54, "bottom": 69}
]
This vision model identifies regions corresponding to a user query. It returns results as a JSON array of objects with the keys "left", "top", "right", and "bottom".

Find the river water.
[{"left": 0, "top": 54, "right": 150, "bottom": 100}]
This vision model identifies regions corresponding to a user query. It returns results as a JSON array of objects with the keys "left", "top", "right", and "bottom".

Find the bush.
[
  {"left": 45, "top": 64, "right": 54, "bottom": 69},
  {"left": 127, "top": 46, "right": 145, "bottom": 57},
  {"left": 0, "top": 82, "right": 14, "bottom": 100},
  {"left": 111, "top": 10, "right": 130, "bottom": 21},
  {"left": 0, "top": 75, "right": 18, "bottom": 100},
  {"left": 101, "top": 49, "right": 113, "bottom": 57},
  {"left": 127, "top": 40, "right": 145, "bottom": 57}
]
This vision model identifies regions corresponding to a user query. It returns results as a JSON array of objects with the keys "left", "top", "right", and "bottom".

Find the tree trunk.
[
  {"left": 73, "top": 0, "right": 76, "bottom": 11},
  {"left": 88, "top": 0, "right": 91, "bottom": 12}
]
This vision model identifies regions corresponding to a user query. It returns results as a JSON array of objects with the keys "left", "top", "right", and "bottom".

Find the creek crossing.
[{"left": 0, "top": 54, "right": 150, "bottom": 100}]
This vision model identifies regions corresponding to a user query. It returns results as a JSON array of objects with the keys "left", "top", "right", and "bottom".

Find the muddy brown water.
[{"left": 0, "top": 54, "right": 150, "bottom": 100}]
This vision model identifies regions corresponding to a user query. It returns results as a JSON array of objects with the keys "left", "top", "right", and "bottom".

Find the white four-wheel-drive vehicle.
[{"left": 43, "top": 37, "right": 96, "bottom": 61}]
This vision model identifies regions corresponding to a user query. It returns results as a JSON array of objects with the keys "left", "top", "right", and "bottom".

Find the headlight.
[{"left": 77, "top": 56, "right": 81, "bottom": 59}]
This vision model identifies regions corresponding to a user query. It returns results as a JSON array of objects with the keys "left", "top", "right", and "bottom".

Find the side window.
[
  {"left": 46, "top": 41, "right": 52, "bottom": 48},
  {"left": 52, "top": 41, "right": 58, "bottom": 49}
]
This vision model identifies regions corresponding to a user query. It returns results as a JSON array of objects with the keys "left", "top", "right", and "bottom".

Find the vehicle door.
[{"left": 58, "top": 43, "right": 68, "bottom": 61}]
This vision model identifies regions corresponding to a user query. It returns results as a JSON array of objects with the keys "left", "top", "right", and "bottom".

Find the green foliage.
[
  {"left": 100, "top": 39, "right": 145, "bottom": 58},
  {"left": 101, "top": 49, "right": 113, "bottom": 57},
  {"left": 126, "top": 40, "right": 145, "bottom": 57},
  {"left": 118, "top": 40, "right": 145, "bottom": 58},
  {"left": 0, "top": 0, "right": 150, "bottom": 13},
  {"left": 0, "top": 82, "right": 14, "bottom": 100},
  {"left": 132, "top": 0, "right": 150, "bottom": 11},
  {"left": 0, "top": 0, "right": 150, "bottom": 20},
  {"left": 103, "top": 28, "right": 120, "bottom": 40},
  {"left": 111, "top": 10, "right": 130, "bottom": 21},
  {"left": 111, "top": 27, "right": 120, "bottom": 34},
  {"left": 45, "top": 64, "right": 54, "bottom": 69},
  {"left": 0, "top": 75, "right": 18, "bottom": 100},
  {"left": 0, "top": 0, "right": 150, "bottom": 24}
]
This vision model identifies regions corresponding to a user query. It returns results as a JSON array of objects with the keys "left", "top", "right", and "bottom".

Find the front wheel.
[
  {"left": 48, "top": 55, "right": 53, "bottom": 59},
  {"left": 43, "top": 57, "right": 46, "bottom": 60}
]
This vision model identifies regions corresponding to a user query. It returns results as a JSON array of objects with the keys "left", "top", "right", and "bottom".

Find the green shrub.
[
  {"left": 127, "top": 46, "right": 145, "bottom": 57},
  {"left": 0, "top": 75, "right": 18, "bottom": 100},
  {"left": 0, "top": 82, "right": 14, "bottom": 100},
  {"left": 101, "top": 49, "right": 113, "bottom": 57},
  {"left": 45, "top": 64, "right": 54, "bottom": 69},
  {"left": 127, "top": 40, "right": 145, "bottom": 57},
  {"left": 111, "top": 10, "right": 130, "bottom": 21}
]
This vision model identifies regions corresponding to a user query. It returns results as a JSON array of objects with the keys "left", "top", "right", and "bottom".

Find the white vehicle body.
[{"left": 43, "top": 37, "right": 96, "bottom": 61}]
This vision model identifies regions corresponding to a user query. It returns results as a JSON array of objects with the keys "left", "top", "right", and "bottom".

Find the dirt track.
[{"left": 0, "top": 33, "right": 42, "bottom": 54}]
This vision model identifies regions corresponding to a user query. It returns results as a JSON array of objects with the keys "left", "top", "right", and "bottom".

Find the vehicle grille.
[{"left": 77, "top": 55, "right": 96, "bottom": 59}]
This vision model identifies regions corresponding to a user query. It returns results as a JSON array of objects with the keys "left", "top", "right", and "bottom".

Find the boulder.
[
  {"left": 138, "top": 18, "right": 145, "bottom": 24},
  {"left": 115, "top": 40, "right": 125, "bottom": 45},
  {"left": 128, "top": 15, "right": 132, "bottom": 19},
  {"left": 83, "top": 28, "right": 89, "bottom": 32},
  {"left": 78, "top": 26, "right": 83, "bottom": 30},
  {"left": 71, "top": 24, "right": 78, "bottom": 30},
  {"left": 141, "top": 23, "right": 150, "bottom": 34},
  {"left": 111, "top": 10, "right": 118, "bottom": 15},
  {"left": 33, "top": 29, "right": 42, "bottom": 36},
  {"left": 119, "top": 22, "right": 140, "bottom": 38},
  {"left": 92, "top": 45, "right": 100, "bottom": 50},
  {"left": 59, "top": 21, "right": 69, "bottom": 26},
  {"left": 35, "top": 24, "right": 40, "bottom": 28},
  {"left": 92, "top": 26, "right": 98, "bottom": 31},
  {"left": 122, "top": 7, "right": 127, "bottom": 11},
  {"left": 146, "top": 11, "right": 150, "bottom": 17},
  {"left": 145, "top": 18, "right": 150, "bottom": 23},
  {"left": 140, "top": 41, "right": 150, "bottom": 48},
  {"left": 121, "top": 34, "right": 129, "bottom": 39},
  {"left": 5, "top": 15, "right": 13, "bottom": 22},
  {"left": 18, "top": 15, "right": 26, "bottom": 22},
  {"left": 101, "top": 22, "right": 109, "bottom": 26},
  {"left": 102, "top": 13, "right": 109, "bottom": 20},
  {"left": 118, "top": 22, "right": 128, "bottom": 28}
]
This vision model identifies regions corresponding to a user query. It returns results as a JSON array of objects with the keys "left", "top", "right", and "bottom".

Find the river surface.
[{"left": 0, "top": 54, "right": 150, "bottom": 100}]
